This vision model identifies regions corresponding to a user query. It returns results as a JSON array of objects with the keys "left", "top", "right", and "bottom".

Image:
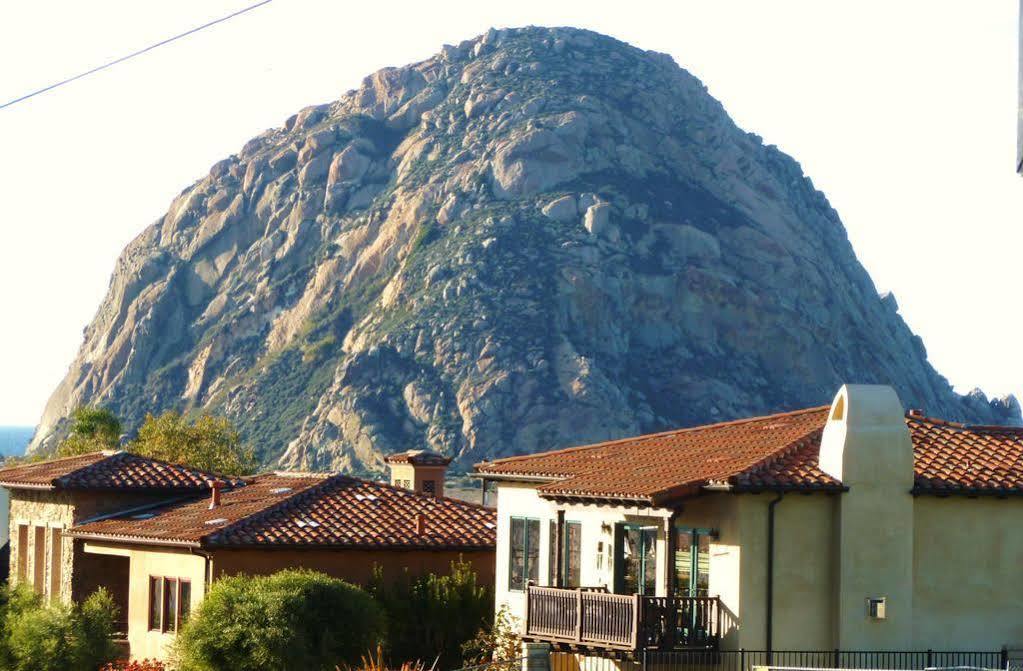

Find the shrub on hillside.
[
  {"left": 369, "top": 559, "right": 493, "bottom": 669},
  {"left": 174, "top": 569, "right": 385, "bottom": 671},
  {"left": 0, "top": 585, "right": 118, "bottom": 671}
]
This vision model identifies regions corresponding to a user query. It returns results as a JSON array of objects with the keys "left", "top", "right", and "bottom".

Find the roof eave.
[
  {"left": 67, "top": 531, "right": 201, "bottom": 549},
  {"left": 0, "top": 481, "right": 56, "bottom": 491},
  {"left": 471, "top": 471, "right": 562, "bottom": 483}
]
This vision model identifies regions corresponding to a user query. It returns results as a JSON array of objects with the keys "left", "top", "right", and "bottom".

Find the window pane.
[
  {"left": 526, "top": 519, "right": 540, "bottom": 584},
  {"left": 695, "top": 533, "right": 710, "bottom": 596},
  {"left": 509, "top": 518, "right": 525, "bottom": 590},
  {"left": 566, "top": 522, "right": 582, "bottom": 588},
  {"left": 149, "top": 577, "right": 161, "bottom": 630},
  {"left": 179, "top": 581, "right": 192, "bottom": 625},
  {"left": 164, "top": 578, "right": 178, "bottom": 632},
  {"left": 621, "top": 527, "right": 640, "bottom": 594},
  {"left": 676, "top": 530, "right": 694, "bottom": 596},
  {"left": 641, "top": 528, "right": 657, "bottom": 595}
]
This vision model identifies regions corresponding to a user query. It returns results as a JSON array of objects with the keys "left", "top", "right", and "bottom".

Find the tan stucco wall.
[
  {"left": 389, "top": 463, "right": 447, "bottom": 497},
  {"left": 85, "top": 542, "right": 208, "bottom": 662},
  {"left": 729, "top": 493, "right": 837, "bottom": 651},
  {"left": 819, "top": 385, "right": 916, "bottom": 649},
  {"left": 913, "top": 497, "right": 1023, "bottom": 649},
  {"left": 210, "top": 547, "right": 495, "bottom": 587}
]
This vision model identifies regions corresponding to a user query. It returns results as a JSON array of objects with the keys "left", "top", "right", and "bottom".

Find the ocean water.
[{"left": 0, "top": 427, "right": 33, "bottom": 457}]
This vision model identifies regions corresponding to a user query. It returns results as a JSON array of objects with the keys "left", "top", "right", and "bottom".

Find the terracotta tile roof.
[
  {"left": 0, "top": 451, "right": 242, "bottom": 492},
  {"left": 909, "top": 415, "right": 1023, "bottom": 495},
  {"left": 68, "top": 473, "right": 496, "bottom": 550},
  {"left": 476, "top": 407, "right": 839, "bottom": 504},
  {"left": 385, "top": 450, "right": 453, "bottom": 466},
  {"left": 476, "top": 408, "right": 1023, "bottom": 502}
]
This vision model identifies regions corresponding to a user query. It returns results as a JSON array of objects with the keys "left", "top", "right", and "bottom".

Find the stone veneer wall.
[
  {"left": 8, "top": 490, "right": 76, "bottom": 603},
  {"left": 7, "top": 489, "right": 187, "bottom": 604}
]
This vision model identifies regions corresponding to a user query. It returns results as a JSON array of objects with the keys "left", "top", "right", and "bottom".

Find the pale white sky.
[{"left": 0, "top": 1, "right": 1020, "bottom": 426}]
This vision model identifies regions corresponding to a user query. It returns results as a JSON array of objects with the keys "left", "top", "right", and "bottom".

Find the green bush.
[
  {"left": 0, "top": 585, "right": 118, "bottom": 671},
  {"left": 173, "top": 569, "right": 385, "bottom": 671},
  {"left": 369, "top": 559, "right": 493, "bottom": 668}
]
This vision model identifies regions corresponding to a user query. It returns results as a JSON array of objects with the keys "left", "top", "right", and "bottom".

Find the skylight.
[
  {"left": 270, "top": 487, "right": 293, "bottom": 495},
  {"left": 131, "top": 513, "right": 156, "bottom": 520},
  {"left": 204, "top": 518, "right": 228, "bottom": 526},
  {"left": 295, "top": 519, "right": 321, "bottom": 528}
]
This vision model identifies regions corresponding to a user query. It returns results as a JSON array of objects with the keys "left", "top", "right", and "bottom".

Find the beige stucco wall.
[
  {"left": 85, "top": 542, "right": 208, "bottom": 662},
  {"left": 389, "top": 463, "right": 447, "bottom": 497},
  {"left": 913, "top": 497, "right": 1023, "bottom": 649}
]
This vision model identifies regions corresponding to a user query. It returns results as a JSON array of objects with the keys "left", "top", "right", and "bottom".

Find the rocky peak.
[{"left": 28, "top": 27, "right": 1020, "bottom": 470}]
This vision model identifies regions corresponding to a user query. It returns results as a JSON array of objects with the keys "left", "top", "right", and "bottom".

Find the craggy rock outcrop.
[{"left": 29, "top": 27, "right": 1020, "bottom": 470}]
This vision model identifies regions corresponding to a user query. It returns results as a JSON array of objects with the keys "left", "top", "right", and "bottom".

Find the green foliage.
[
  {"left": 460, "top": 604, "right": 521, "bottom": 665},
  {"left": 57, "top": 406, "right": 122, "bottom": 456},
  {"left": 173, "top": 569, "right": 385, "bottom": 671},
  {"left": 130, "top": 411, "right": 256, "bottom": 475},
  {"left": 368, "top": 559, "right": 493, "bottom": 668},
  {"left": 0, "top": 585, "right": 118, "bottom": 671}
]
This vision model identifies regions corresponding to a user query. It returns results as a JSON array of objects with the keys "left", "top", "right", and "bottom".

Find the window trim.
[{"left": 508, "top": 516, "right": 540, "bottom": 592}]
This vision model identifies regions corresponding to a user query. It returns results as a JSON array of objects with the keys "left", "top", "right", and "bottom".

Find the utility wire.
[{"left": 0, "top": 0, "right": 273, "bottom": 111}]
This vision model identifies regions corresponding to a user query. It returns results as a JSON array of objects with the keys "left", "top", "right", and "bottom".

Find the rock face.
[{"left": 28, "top": 27, "right": 1020, "bottom": 471}]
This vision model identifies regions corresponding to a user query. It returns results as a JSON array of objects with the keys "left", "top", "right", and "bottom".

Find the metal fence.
[{"left": 549, "top": 649, "right": 1009, "bottom": 671}]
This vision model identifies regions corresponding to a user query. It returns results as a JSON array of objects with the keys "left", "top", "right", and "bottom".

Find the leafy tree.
[
  {"left": 369, "top": 559, "right": 493, "bottom": 668},
  {"left": 461, "top": 605, "right": 521, "bottom": 665},
  {"left": 57, "top": 406, "right": 122, "bottom": 457},
  {"left": 0, "top": 585, "right": 118, "bottom": 671},
  {"left": 173, "top": 569, "right": 385, "bottom": 671},
  {"left": 130, "top": 411, "right": 256, "bottom": 475}
]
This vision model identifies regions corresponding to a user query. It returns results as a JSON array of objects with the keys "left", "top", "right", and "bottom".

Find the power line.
[{"left": 0, "top": 0, "right": 273, "bottom": 111}]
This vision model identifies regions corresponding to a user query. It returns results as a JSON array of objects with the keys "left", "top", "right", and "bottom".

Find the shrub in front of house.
[
  {"left": 368, "top": 559, "right": 493, "bottom": 669},
  {"left": 173, "top": 569, "right": 385, "bottom": 671},
  {"left": 0, "top": 585, "right": 118, "bottom": 671},
  {"left": 100, "top": 660, "right": 166, "bottom": 671}
]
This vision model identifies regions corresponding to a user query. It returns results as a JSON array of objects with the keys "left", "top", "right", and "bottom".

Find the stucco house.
[
  {"left": 475, "top": 384, "right": 1023, "bottom": 655},
  {"left": 0, "top": 450, "right": 495, "bottom": 660}
]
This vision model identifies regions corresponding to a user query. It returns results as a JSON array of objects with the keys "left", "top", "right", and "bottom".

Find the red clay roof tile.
[
  {"left": 0, "top": 451, "right": 242, "bottom": 492},
  {"left": 68, "top": 473, "right": 496, "bottom": 550},
  {"left": 476, "top": 407, "right": 1023, "bottom": 502}
]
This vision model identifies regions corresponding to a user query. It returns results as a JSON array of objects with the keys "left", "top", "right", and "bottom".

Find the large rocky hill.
[{"left": 29, "top": 27, "right": 1019, "bottom": 471}]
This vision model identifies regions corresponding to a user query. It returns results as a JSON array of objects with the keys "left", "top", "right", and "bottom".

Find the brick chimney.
[
  {"left": 385, "top": 450, "right": 452, "bottom": 498},
  {"left": 208, "top": 480, "right": 224, "bottom": 509}
]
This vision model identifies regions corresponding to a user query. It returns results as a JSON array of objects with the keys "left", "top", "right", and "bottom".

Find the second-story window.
[{"left": 509, "top": 517, "right": 539, "bottom": 591}]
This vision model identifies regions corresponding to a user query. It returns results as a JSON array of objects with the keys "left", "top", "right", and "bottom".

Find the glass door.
[
  {"left": 615, "top": 524, "right": 657, "bottom": 595},
  {"left": 675, "top": 528, "right": 711, "bottom": 596}
]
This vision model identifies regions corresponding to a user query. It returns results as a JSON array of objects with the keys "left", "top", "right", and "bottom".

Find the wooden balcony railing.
[{"left": 525, "top": 585, "right": 721, "bottom": 652}]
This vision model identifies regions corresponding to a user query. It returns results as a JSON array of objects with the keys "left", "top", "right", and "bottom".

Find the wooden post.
[
  {"left": 631, "top": 593, "right": 642, "bottom": 651},
  {"left": 664, "top": 511, "right": 679, "bottom": 598},
  {"left": 555, "top": 510, "right": 565, "bottom": 588},
  {"left": 575, "top": 589, "right": 583, "bottom": 642}
]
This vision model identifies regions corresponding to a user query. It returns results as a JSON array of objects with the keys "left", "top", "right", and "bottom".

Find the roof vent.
[
  {"left": 908, "top": 409, "right": 925, "bottom": 417},
  {"left": 270, "top": 487, "right": 293, "bottom": 495},
  {"left": 415, "top": 512, "right": 426, "bottom": 535},
  {"left": 204, "top": 518, "right": 228, "bottom": 526},
  {"left": 296, "top": 519, "right": 321, "bottom": 528},
  {"left": 355, "top": 493, "right": 378, "bottom": 502}
]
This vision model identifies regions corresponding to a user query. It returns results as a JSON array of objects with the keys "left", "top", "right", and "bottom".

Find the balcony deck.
[{"left": 524, "top": 586, "right": 721, "bottom": 652}]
